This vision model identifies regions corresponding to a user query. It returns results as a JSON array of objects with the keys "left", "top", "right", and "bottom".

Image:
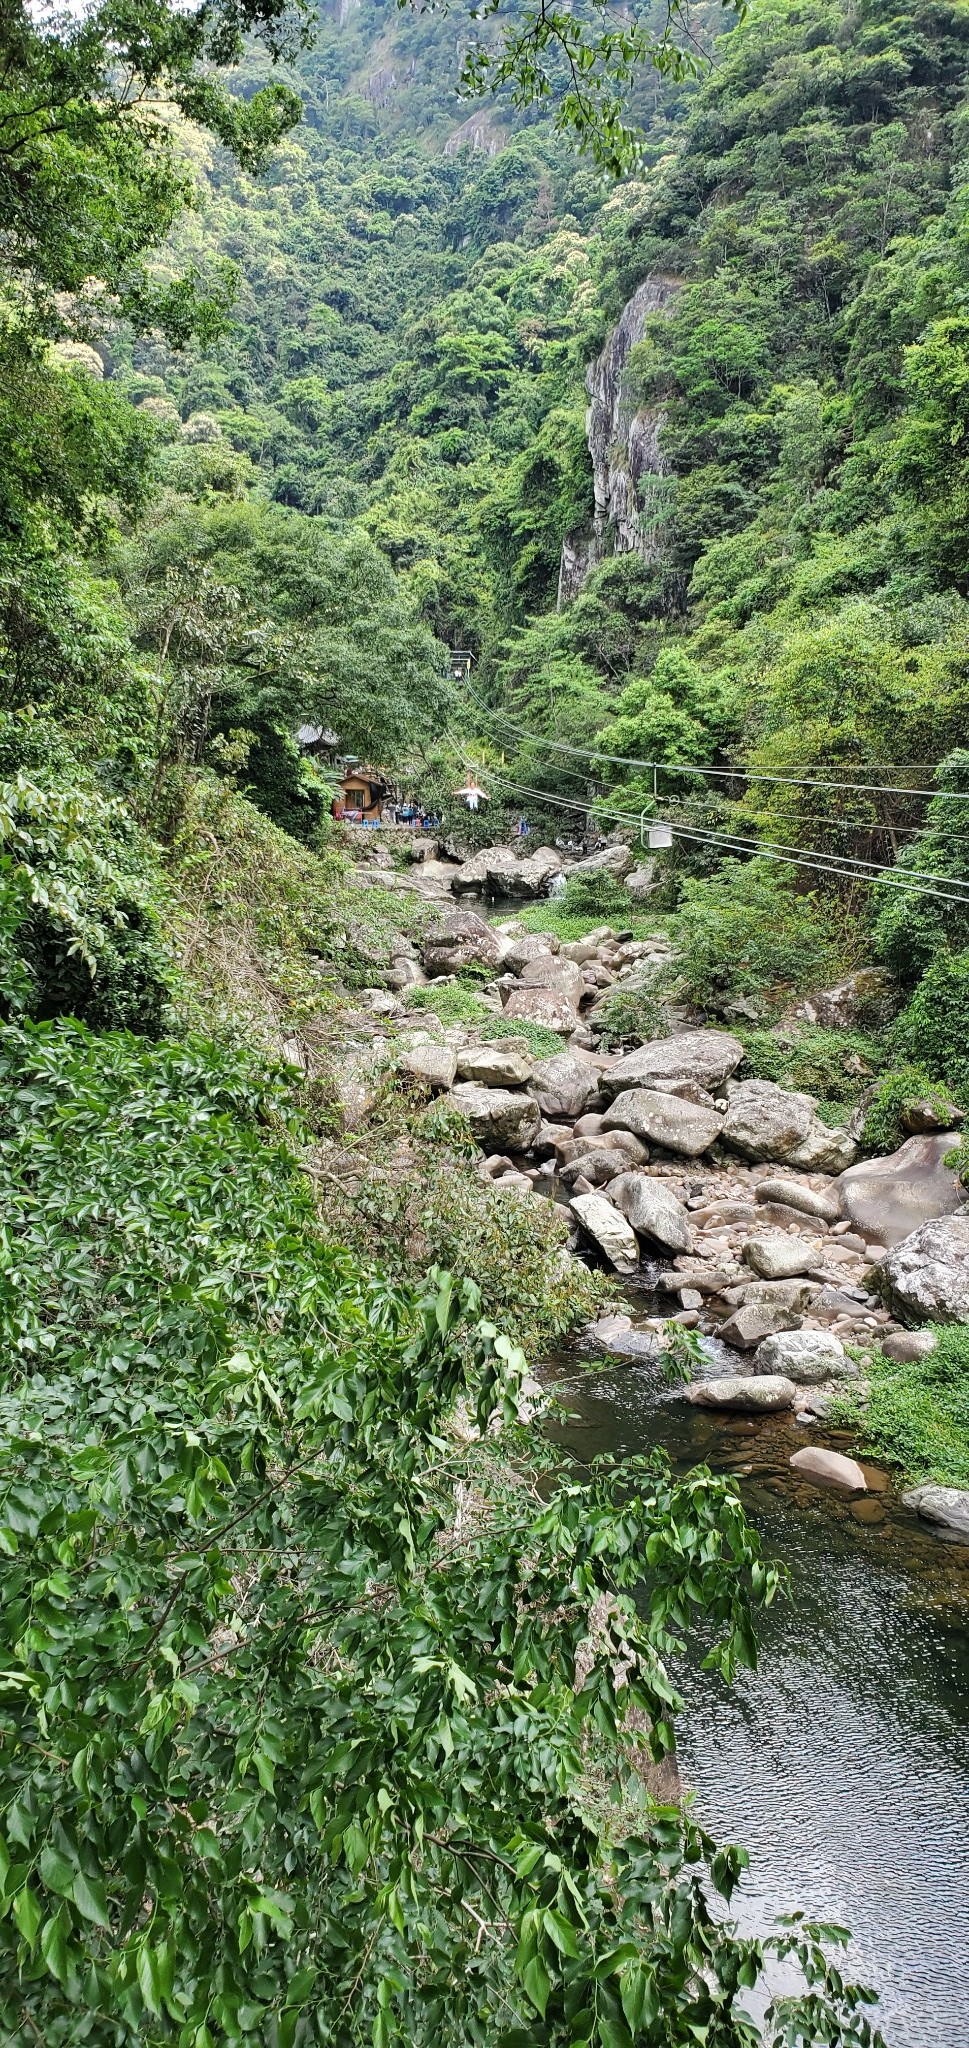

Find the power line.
[
  {"left": 451, "top": 749, "right": 969, "bottom": 909},
  {"left": 463, "top": 687, "right": 967, "bottom": 801}
]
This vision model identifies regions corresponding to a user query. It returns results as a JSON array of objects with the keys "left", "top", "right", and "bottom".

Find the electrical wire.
[
  {"left": 461, "top": 685, "right": 967, "bottom": 801},
  {"left": 449, "top": 747, "right": 969, "bottom": 908}
]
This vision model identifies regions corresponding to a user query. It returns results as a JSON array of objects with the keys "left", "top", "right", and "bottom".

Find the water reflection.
[{"left": 545, "top": 1358, "right": 969, "bottom": 2048}]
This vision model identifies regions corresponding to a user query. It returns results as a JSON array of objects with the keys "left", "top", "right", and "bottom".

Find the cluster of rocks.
[
  {"left": 417, "top": 905, "right": 672, "bottom": 1039},
  {"left": 397, "top": 1007, "right": 969, "bottom": 1364}
]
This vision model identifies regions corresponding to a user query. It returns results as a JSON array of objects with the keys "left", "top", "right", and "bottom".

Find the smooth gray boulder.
[
  {"left": 528, "top": 1052, "right": 601, "bottom": 1120},
  {"left": 455, "top": 1047, "right": 533, "bottom": 1088},
  {"left": 790, "top": 1446, "right": 867, "bottom": 1491},
  {"left": 423, "top": 909, "right": 503, "bottom": 977},
  {"left": 570, "top": 1192, "right": 640, "bottom": 1273},
  {"left": 451, "top": 847, "right": 517, "bottom": 894},
  {"left": 604, "top": 1171, "right": 693, "bottom": 1254},
  {"left": 599, "top": 1029, "right": 745, "bottom": 1103},
  {"left": 718, "top": 1303, "right": 802, "bottom": 1349},
  {"left": 686, "top": 1375, "right": 797, "bottom": 1412},
  {"left": 451, "top": 1083, "right": 542, "bottom": 1152},
  {"left": 881, "top": 1214, "right": 969, "bottom": 1322},
  {"left": 744, "top": 1234, "right": 817, "bottom": 1280},
  {"left": 902, "top": 1484, "right": 969, "bottom": 1538},
  {"left": 602, "top": 1087, "right": 723, "bottom": 1157},
  {"left": 835, "top": 1133, "right": 966, "bottom": 1249},
  {"left": 560, "top": 1148, "right": 635, "bottom": 1190},
  {"left": 398, "top": 1044, "right": 458, "bottom": 1091},
  {"left": 880, "top": 1330, "right": 938, "bottom": 1364},
  {"left": 755, "top": 1178, "right": 840, "bottom": 1224},
  {"left": 489, "top": 847, "right": 563, "bottom": 897},
  {"left": 569, "top": 843, "right": 634, "bottom": 881},
  {"left": 753, "top": 1330, "right": 854, "bottom": 1384}
]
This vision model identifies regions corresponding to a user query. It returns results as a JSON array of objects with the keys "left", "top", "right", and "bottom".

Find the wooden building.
[{"left": 336, "top": 765, "right": 387, "bottom": 823}]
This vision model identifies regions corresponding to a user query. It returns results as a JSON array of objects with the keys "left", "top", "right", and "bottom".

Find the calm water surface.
[{"left": 544, "top": 1349, "right": 969, "bottom": 2048}]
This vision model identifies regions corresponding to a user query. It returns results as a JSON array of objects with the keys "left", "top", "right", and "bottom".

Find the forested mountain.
[{"left": 5, "top": 0, "right": 969, "bottom": 2041}]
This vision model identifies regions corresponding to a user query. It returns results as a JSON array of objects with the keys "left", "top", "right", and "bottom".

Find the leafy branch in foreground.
[
  {"left": 0, "top": 1021, "right": 883, "bottom": 2044},
  {"left": 429, "top": 0, "right": 746, "bottom": 176}
]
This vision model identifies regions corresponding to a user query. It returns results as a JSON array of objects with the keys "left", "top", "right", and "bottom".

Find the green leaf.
[
  {"left": 13, "top": 1886, "right": 42, "bottom": 1948},
  {"left": 72, "top": 1870, "right": 110, "bottom": 1928},
  {"left": 521, "top": 1950, "right": 551, "bottom": 2018}
]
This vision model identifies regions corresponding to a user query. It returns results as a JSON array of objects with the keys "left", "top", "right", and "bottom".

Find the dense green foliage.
[
  {"left": 840, "top": 1326, "right": 969, "bottom": 1487},
  {"left": 9, "top": 0, "right": 969, "bottom": 2035}
]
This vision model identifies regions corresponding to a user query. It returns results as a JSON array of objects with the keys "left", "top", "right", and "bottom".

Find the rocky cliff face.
[{"left": 558, "top": 275, "right": 679, "bottom": 607}]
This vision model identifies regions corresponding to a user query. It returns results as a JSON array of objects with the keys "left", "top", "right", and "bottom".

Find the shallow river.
[{"left": 544, "top": 1346, "right": 969, "bottom": 2047}]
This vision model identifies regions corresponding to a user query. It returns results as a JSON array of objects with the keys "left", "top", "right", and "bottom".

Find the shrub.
[
  {"left": 592, "top": 974, "right": 673, "bottom": 1050},
  {"left": 0, "top": 770, "right": 171, "bottom": 1032},
  {"left": 737, "top": 1025, "right": 882, "bottom": 1103},
  {"left": 671, "top": 859, "right": 844, "bottom": 1016},
  {"left": 891, "top": 947, "right": 969, "bottom": 1095},
  {"left": 861, "top": 1064, "right": 961, "bottom": 1154}
]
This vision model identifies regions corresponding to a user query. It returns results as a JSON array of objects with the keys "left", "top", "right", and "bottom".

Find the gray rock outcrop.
[
  {"left": 755, "top": 1178, "right": 840, "bottom": 1224},
  {"left": 455, "top": 1047, "right": 533, "bottom": 1088},
  {"left": 744, "top": 1234, "right": 816, "bottom": 1280},
  {"left": 902, "top": 1483, "right": 969, "bottom": 1538},
  {"left": 721, "top": 1078, "right": 857, "bottom": 1171},
  {"left": 753, "top": 1330, "right": 854, "bottom": 1384},
  {"left": 503, "top": 987, "right": 577, "bottom": 1035},
  {"left": 528, "top": 1052, "right": 602, "bottom": 1120},
  {"left": 398, "top": 1045, "right": 458, "bottom": 1091},
  {"left": 686, "top": 1375, "right": 797, "bottom": 1412},
  {"left": 423, "top": 910, "right": 503, "bottom": 977},
  {"left": 570, "top": 1192, "right": 640, "bottom": 1273}
]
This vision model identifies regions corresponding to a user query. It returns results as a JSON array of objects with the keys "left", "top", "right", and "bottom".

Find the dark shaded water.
[{"left": 544, "top": 1351, "right": 969, "bottom": 2047}]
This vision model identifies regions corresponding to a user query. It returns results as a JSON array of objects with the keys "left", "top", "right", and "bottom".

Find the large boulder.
[
  {"left": 604, "top": 1172, "right": 693, "bottom": 1254},
  {"left": 398, "top": 1044, "right": 458, "bottom": 1091},
  {"left": 600, "top": 1031, "right": 744, "bottom": 1104},
  {"left": 790, "top": 1446, "right": 867, "bottom": 1491},
  {"left": 515, "top": 954, "right": 586, "bottom": 1007},
  {"left": 490, "top": 847, "right": 564, "bottom": 898},
  {"left": 450, "top": 1083, "right": 542, "bottom": 1152},
  {"left": 529, "top": 1052, "right": 602, "bottom": 1120},
  {"left": 795, "top": 968, "right": 899, "bottom": 1032},
  {"left": 626, "top": 861, "right": 659, "bottom": 900},
  {"left": 835, "top": 1133, "right": 967, "bottom": 1249},
  {"left": 569, "top": 842, "right": 634, "bottom": 882},
  {"left": 744, "top": 1234, "right": 817, "bottom": 1280},
  {"left": 451, "top": 847, "right": 516, "bottom": 894},
  {"left": 504, "top": 933, "right": 560, "bottom": 975},
  {"left": 602, "top": 1088, "right": 723, "bottom": 1158},
  {"left": 560, "top": 1147, "right": 639, "bottom": 1190},
  {"left": 455, "top": 1046, "right": 533, "bottom": 1088},
  {"left": 753, "top": 1330, "right": 854, "bottom": 1384},
  {"left": 721, "top": 1078, "right": 857, "bottom": 1171},
  {"left": 423, "top": 909, "right": 503, "bottom": 977},
  {"left": 686, "top": 1376, "right": 797, "bottom": 1412},
  {"left": 503, "top": 987, "right": 577, "bottom": 1036},
  {"left": 718, "top": 1302, "right": 802, "bottom": 1349},
  {"left": 570, "top": 1193, "right": 640, "bottom": 1273},
  {"left": 902, "top": 1484, "right": 969, "bottom": 1539},
  {"left": 880, "top": 1213, "right": 969, "bottom": 1323}
]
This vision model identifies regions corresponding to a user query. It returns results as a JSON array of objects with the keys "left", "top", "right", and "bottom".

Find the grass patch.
[
  {"left": 478, "top": 1014, "right": 565, "bottom": 1059},
  {"left": 509, "top": 901, "right": 664, "bottom": 944},
  {"left": 835, "top": 1325, "right": 969, "bottom": 1487},
  {"left": 404, "top": 982, "right": 489, "bottom": 1027}
]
